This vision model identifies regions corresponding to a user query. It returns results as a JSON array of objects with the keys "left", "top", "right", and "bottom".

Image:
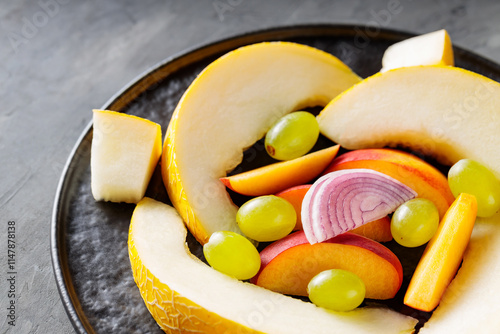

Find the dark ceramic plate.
[{"left": 51, "top": 24, "right": 500, "bottom": 334}]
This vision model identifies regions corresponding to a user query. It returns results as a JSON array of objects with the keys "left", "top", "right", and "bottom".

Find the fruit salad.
[{"left": 91, "top": 30, "right": 500, "bottom": 334}]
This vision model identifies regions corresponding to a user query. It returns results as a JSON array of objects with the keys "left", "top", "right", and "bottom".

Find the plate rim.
[{"left": 50, "top": 23, "right": 500, "bottom": 334}]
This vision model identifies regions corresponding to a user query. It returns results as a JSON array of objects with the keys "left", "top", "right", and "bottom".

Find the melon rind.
[
  {"left": 318, "top": 65, "right": 500, "bottom": 333},
  {"left": 162, "top": 42, "right": 362, "bottom": 244},
  {"left": 129, "top": 197, "right": 418, "bottom": 334}
]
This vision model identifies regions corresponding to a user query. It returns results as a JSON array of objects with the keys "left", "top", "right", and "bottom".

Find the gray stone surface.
[{"left": 1, "top": 0, "right": 500, "bottom": 333}]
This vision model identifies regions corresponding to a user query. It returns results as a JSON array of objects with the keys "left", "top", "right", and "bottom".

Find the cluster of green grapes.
[{"left": 203, "top": 111, "right": 500, "bottom": 313}]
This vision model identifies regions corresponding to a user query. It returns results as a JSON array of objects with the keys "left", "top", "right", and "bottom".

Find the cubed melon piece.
[{"left": 91, "top": 109, "right": 162, "bottom": 203}]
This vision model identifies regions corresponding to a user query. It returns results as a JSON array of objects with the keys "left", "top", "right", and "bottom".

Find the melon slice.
[
  {"left": 129, "top": 197, "right": 418, "bottom": 333},
  {"left": 317, "top": 65, "right": 500, "bottom": 332},
  {"left": 162, "top": 42, "right": 361, "bottom": 244},
  {"left": 318, "top": 66, "right": 500, "bottom": 173},
  {"left": 91, "top": 109, "right": 162, "bottom": 203},
  {"left": 381, "top": 29, "right": 454, "bottom": 72}
]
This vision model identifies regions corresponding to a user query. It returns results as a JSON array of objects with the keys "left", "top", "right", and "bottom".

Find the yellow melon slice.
[
  {"left": 318, "top": 65, "right": 500, "bottom": 333},
  {"left": 162, "top": 41, "right": 362, "bottom": 244},
  {"left": 129, "top": 197, "right": 418, "bottom": 333}
]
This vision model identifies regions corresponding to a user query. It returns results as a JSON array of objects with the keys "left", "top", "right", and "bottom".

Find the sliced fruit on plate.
[
  {"left": 162, "top": 41, "right": 361, "bottom": 244},
  {"left": 91, "top": 109, "right": 162, "bottom": 203},
  {"left": 381, "top": 29, "right": 454, "bottom": 72},
  {"left": 323, "top": 148, "right": 455, "bottom": 218},
  {"left": 405, "top": 193, "right": 477, "bottom": 312},
  {"left": 317, "top": 65, "right": 500, "bottom": 333},
  {"left": 318, "top": 65, "right": 500, "bottom": 173},
  {"left": 251, "top": 231, "right": 403, "bottom": 300},
  {"left": 221, "top": 145, "right": 339, "bottom": 196},
  {"left": 129, "top": 197, "right": 417, "bottom": 333}
]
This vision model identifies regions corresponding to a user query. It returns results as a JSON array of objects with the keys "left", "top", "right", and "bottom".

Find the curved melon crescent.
[
  {"left": 162, "top": 42, "right": 362, "bottom": 244},
  {"left": 129, "top": 197, "right": 418, "bottom": 334},
  {"left": 318, "top": 65, "right": 500, "bottom": 333}
]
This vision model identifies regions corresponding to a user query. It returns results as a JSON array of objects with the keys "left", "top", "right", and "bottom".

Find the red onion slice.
[
  {"left": 301, "top": 169, "right": 417, "bottom": 244},
  {"left": 302, "top": 177, "right": 330, "bottom": 243}
]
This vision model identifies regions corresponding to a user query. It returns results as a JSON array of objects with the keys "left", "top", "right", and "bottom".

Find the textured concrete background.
[{"left": 1, "top": 0, "right": 500, "bottom": 333}]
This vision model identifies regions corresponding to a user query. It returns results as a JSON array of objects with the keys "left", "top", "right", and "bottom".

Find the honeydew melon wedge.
[
  {"left": 318, "top": 65, "right": 500, "bottom": 332},
  {"left": 129, "top": 197, "right": 418, "bottom": 334},
  {"left": 162, "top": 42, "right": 362, "bottom": 244},
  {"left": 381, "top": 29, "right": 454, "bottom": 72}
]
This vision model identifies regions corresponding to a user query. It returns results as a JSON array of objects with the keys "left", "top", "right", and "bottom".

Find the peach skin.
[
  {"left": 323, "top": 148, "right": 455, "bottom": 218},
  {"left": 252, "top": 231, "right": 402, "bottom": 300}
]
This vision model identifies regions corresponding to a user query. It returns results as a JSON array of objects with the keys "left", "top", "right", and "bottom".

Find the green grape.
[
  {"left": 265, "top": 111, "right": 319, "bottom": 161},
  {"left": 203, "top": 231, "right": 261, "bottom": 280},
  {"left": 391, "top": 198, "right": 439, "bottom": 248},
  {"left": 307, "top": 269, "right": 365, "bottom": 312},
  {"left": 448, "top": 159, "right": 500, "bottom": 217},
  {"left": 236, "top": 195, "right": 296, "bottom": 242}
]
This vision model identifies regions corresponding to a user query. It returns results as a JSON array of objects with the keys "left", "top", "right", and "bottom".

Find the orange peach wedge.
[
  {"left": 276, "top": 184, "right": 392, "bottom": 242},
  {"left": 350, "top": 216, "right": 392, "bottom": 242},
  {"left": 404, "top": 193, "right": 477, "bottom": 312},
  {"left": 275, "top": 184, "right": 311, "bottom": 231},
  {"left": 324, "top": 148, "right": 455, "bottom": 218},
  {"left": 251, "top": 231, "right": 402, "bottom": 300},
  {"left": 220, "top": 145, "right": 339, "bottom": 196}
]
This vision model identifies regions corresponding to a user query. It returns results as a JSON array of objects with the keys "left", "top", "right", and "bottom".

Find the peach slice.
[
  {"left": 220, "top": 145, "right": 339, "bottom": 196},
  {"left": 164, "top": 42, "right": 361, "bottom": 244},
  {"left": 316, "top": 65, "right": 500, "bottom": 333},
  {"left": 323, "top": 148, "right": 455, "bottom": 219},
  {"left": 276, "top": 184, "right": 392, "bottom": 241},
  {"left": 350, "top": 216, "right": 392, "bottom": 242},
  {"left": 404, "top": 193, "right": 477, "bottom": 312},
  {"left": 275, "top": 184, "right": 311, "bottom": 230},
  {"left": 251, "top": 231, "right": 402, "bottom": 300}
]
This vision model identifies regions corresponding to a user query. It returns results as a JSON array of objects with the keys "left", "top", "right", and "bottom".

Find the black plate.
[{"left": 51, "top": 24, "right": 500, "bottom": 334}]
